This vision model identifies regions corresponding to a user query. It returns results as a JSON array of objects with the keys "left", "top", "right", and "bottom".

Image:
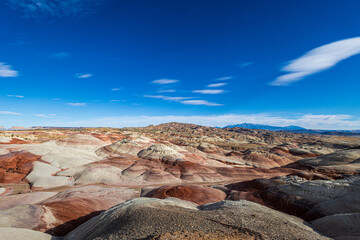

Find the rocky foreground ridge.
[{"left": 0, "top": 122, "right": 359, "bottom": 239}]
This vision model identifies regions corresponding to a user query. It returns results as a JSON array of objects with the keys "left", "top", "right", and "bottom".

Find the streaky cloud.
[
  {"left": 215, "top": 76, "right": 232, "bottom": 81},
  {"left": 0, "top": 111, "right": 22, "bottom": 115},
  {"left": 67, "top": 102, "right": 87, "bottom": 106},
  {"left": 239, "top": 62, "right": 254, "bottom": 68},
  {"left": 7, "top": 95, "right": 24, "bottom": 98},
  {"left": 207, "top": 83, "right": 227, "bottom": 88},
  {"left": 144, "top": 95, "right": 222, "bottom": 106},
  {"left": 0, "top": 62, "right": 18, "bottom": 77},
  {"left": 157, "top": 89, "right": 176, "bottom": 93},
  {"left": 76, "top": 73, "right": 93, "bottom": 78},
  {"left": 180, "top": 100, "right": 223, "bottom": 106},
  {"left": 36, "top": 113, "right": 57, "bottom": 118},
  {"left": 193, "top": 89, "right": 224, "bottom": 94},
  {"left": 152, "top": 79, "right": 179, "bottom": 84},
  {"left": 144, "top": 95, "right": 192, "bottom": 102},
  {"left": 271, "top": 36, "right": 360, "bottom": 86}
]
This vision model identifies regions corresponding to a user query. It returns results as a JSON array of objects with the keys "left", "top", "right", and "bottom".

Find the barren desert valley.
[
  {"left": 2, "top": 0, "right": 360, "bottom": 239},
  {"left": 0, "top": 122, "right": 359, "bottom": 239}
]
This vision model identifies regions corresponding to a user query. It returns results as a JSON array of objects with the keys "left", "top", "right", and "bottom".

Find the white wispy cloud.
[
  {"left": 215, "top": 76, "right": 232, "bottom": 81},
  {"left": 271, "top": 36, "right": 360, "bottom": 86},
  {"left": 7, "top": 95, "right": 24, "bottom": 98},
  {"left": 239, "top": 62, "right": 254, "bottom": 68},
  {"left": 157, "top": 89, "right": 176, "bottom": 93},
  {"left": 193, "top": 89, "right": 224, "bottom": 94},
  {"left": 52, "top": 52, "right": 71, "bottom": 59},
  {"left": 144, "top": 95, "right": 222, "bottom": 107},
  {"left": 53, "top": 113, "right": 360, "bottom": 130},
  {"left": 144, "top": 95, "right": 192, "bottom": 102},
  {"left": 6, "top": 0, "right": 98, "bottom": 17},
  {"left": 76, "top": 73, "right": 93, "bottom": 78},
  {"left": 207, "top": 83, "right": 227, "bottom": 88},
  {"left": 180, "top": 100, "right": 223, "bottom": 106},
  {"left": 0, "top": 62, "right": 18, "bottom": 77},
  {"left": 67, "top": 102, "right": 86, "bottom": 106},
  {"left": 36, "top": 113, "right": 57, "bottom": 118},
  {"left": 0, "top": 111, "right": 22, "bottom": 115},
  {"left": 109, "top": 100, "right": 120, "bottom": 102},
  {"left": 111, "top": 88, "right": 121, "bottom": 91},
  {"left": 152, "top": 79, "right": 179, "bottom": 84}
]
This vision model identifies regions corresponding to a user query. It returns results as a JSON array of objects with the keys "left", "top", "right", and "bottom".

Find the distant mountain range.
[
  {"left": 224, "top": 123, "right": 306, "bottom": 131},
  {"left": 1, "top": 123, "right": 359, "bottom": 136},
  {"left": 224, "top": 123, "right": 360, "bottom": 135}
]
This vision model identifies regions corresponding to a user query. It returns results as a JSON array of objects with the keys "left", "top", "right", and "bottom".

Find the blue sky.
[{"left": 1, "top": 0, "right": 360, "bottom": 129}]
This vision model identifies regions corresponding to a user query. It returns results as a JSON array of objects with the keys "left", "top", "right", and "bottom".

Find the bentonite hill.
[{"left": 0, "top": 122, "right": 359, "bottom": 239}]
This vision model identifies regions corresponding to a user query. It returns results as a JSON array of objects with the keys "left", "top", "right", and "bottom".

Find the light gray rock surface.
[
  {"left": 298, "top": 149, "right": 360, "bottom": 174},
  {"left": 137, "top": 144, "right": 183, "bottom": 161},
  {"left": 65, "top": 198, "right": 329, "bottom": 240},
  {"left": 0, "top": 227, "right": 58, "bottom": 240},
  {"left": 311, "top": 213, "right": 360, "bottom": 239}
]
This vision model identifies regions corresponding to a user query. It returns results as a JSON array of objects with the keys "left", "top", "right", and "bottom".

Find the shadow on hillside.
[{"left": 45, "top": 210, "right": 103, "bottom": 236}]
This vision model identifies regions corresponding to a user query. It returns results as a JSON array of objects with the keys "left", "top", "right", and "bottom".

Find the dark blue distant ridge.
[
  {"left": 223, "top": 123, "right": 360, "bottom": 135},
  {"left": 224, "top": 123, "right": 305, "bottom": 131}
]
